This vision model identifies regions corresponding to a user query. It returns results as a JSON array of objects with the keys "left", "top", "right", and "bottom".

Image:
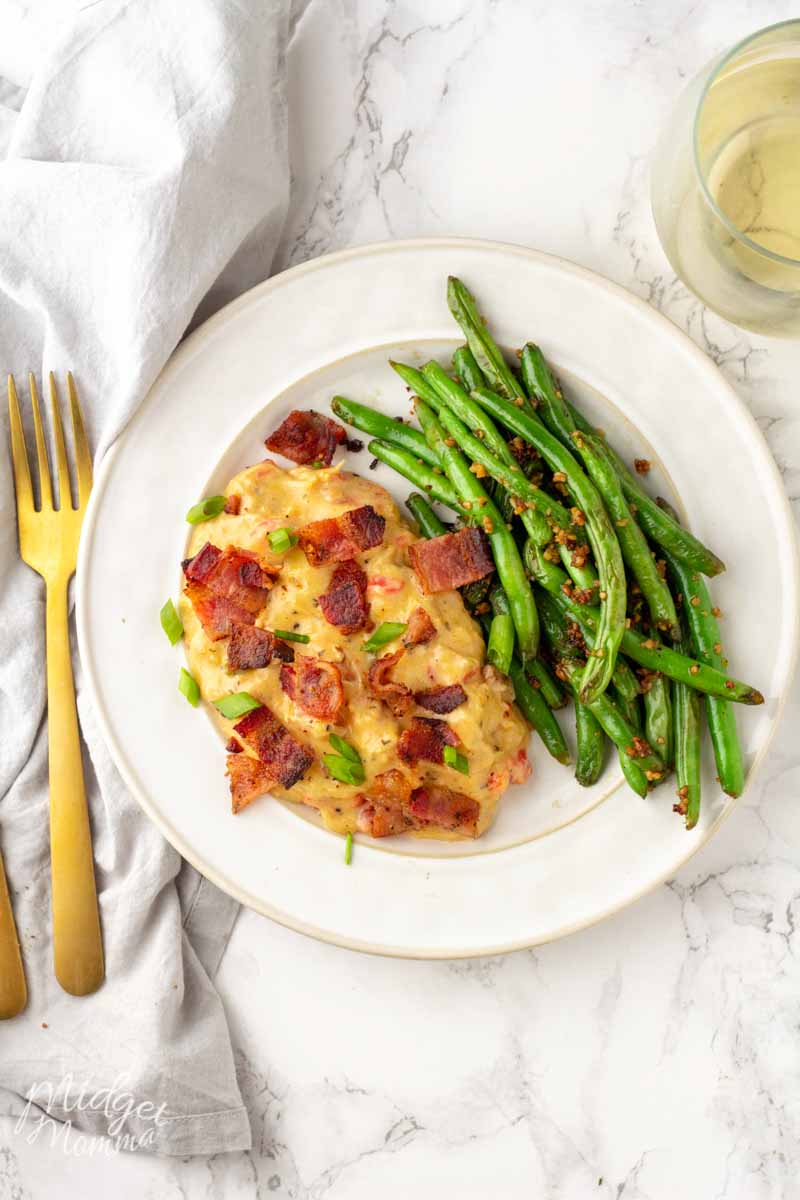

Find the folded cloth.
[{"left": 0, "top": 0, "right": 303, "bottom": 1155}]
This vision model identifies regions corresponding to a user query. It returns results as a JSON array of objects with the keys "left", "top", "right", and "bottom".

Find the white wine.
[
  {"left": 701, "top": 53, "right": 800, "bottom": 294},
  {"left": 652, "top": 22, "right": 800, "bottom": 337}
]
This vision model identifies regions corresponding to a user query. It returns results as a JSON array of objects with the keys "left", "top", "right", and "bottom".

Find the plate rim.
[{"left": 76, "top": 236, "right": 800, "bottom": 958}]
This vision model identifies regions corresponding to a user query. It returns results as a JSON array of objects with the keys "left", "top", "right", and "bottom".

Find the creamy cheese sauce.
[{"left": 181, "top": 460, "right": 532, "bottom": 838}]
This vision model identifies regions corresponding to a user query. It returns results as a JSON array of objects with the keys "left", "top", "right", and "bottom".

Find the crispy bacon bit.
[
  {"left": 414, "top": 684, "right": 467, "bottom": 714},
  {"left": 408, "top": 528, "right": 494, "bottom": 594},
  {"left": 224, "top": 494, "right": 241, "bottom": 515},
  {"left": 397, "top": 717, "right": 459, "bottom": 765},
  {"left": 403, "top": 606, "right": 436, "bottom": 647},
  {"left": 227, "top": 753, "right": 274, "bottom": 814},
  {"left": 233, "top": 706, "right": 313, "bottom": 789},
  {"left": 367, "top": 649, "right": 413, "bottom": 717},
  {"left": 183, "top": 543, "right": 278, "bottom": 640},
  {"left": 280, "top": 656, "right": 345, "bottom": 722},
  {"left": 227, "top": 625, "right": 286, "bottom": 671},
  {"left": 408, "top": 786, "right": 479, "bottom": 835},
  {"left": 356, "top": 769, "right": 413, "bottom": 837},
  {"left": 226, "top": 737, "right": 243, "bottom": 753},
  {"left": 318, "top": 561, "right": 369, "bottom": 633},
  {"left": 298, "top": 505, "right": 386, "bottom": 566},
  {"left": 634, "top": 458, "right": 651, "bottom": 475},
  {"left": 265, "top": 409, "right": 346, "bottom": 466}
]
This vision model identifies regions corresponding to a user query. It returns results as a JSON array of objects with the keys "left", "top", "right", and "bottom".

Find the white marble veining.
[{"left": 4, "top": 1, "right": 800, "bottom": 1196}]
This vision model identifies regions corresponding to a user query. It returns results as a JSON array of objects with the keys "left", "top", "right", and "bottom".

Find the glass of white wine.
[{"left": 652, "top": 20, "right": 800, "bottom": 337}]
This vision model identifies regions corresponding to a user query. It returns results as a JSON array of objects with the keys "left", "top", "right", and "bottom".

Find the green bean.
[
  {"left": 673, "top": 612, "right": 702, "bottom": 828},
  {"left": 331, "top": 395, "right": 439, "bottom": 467},
  {"left": 471, "top": 386, "right": 626, "bottom": 704},
  {"left": 615, "top": 690, "right": 642, "bottom": 734},
  {"left": 657, "top": 505, "right": 744, "bottom": 797},
  {"left": 563, "top": 399, "right": 725, "bottom": 577},
  {"left": 452, "top": 345, "right": 485, "bottom": 394},
  {"left": 405, "top": 492, "right": 447, "bottom": 539},
  {"left": 367, "top": 439, "right": 461, "bottom": 512},
  {"left": 416, "top": 401, "right": 539, "bottom": 659},
  {"left": 556, "top": 658, "right": 666, "bottom": 785},
  {"left": 487, "top": 613, "right": 514, "bottom": 675},
  {"left": 526, "top": 658, "right": 566, "bottom": 710},
  {"left": 575, "top": 702, "right": 606, "bottom": 787},
  {"left": 421, "top": 361, "right": 552, "bottom": 548},
  {"left": 519, "top": 346, "right": 677, "bottom": 635},
  {"left": 643, "top": 674, "right": 674, "bottom": 769},
  {"left": 617, "top": 747, "right": 650, "bottom": 798},
  {"left": 572, "top": 430, "right": 678, "bottom": 638},
  {"left": 549, "top": 589, "right": 763, "bottom": 705},
  {"left": 447, "top": 276, "right": 525, "bottom": 401},
  {"left": 509, "top": 660, "right": 570, "bottom": 764},
  {"left": 525, "top": 539, "right": 570, "bottom": 596},
  {"left": 388, "top": 360, "right": 445, "bottom": 410}
]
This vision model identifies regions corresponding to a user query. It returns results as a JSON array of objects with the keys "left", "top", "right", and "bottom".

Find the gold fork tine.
[
  {"left": 67, "top": 373, "right": 92, "bottom": 504},
  {"left": 48, "top": 373, "right": 72, "bottom": 511},
  {"left": 7, "top": 376, "right": 34, "bottom": 515},
  {"left": 28, "top": 373, "right": 53, "bottom": 511}
]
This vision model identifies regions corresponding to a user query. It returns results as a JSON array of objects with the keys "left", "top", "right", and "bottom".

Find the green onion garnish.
[
  {"left": 274, "top": 629, "right": 310, "bottom": 644},
  {"left": 323, "top": 753, "right": 366, "bottom": 786},
  {"left": 213, "top": 692, "right": 261, "bottom": 720},
  {"left": 344, "top": 832, "right": 353, "bottom": 865},
  {"left": 160, "top": 598, "right": 183, "bottom": 645},
  {"left": 186, "top": 495, "right": 227, "bottom": 524},
  {"left": 443, "top": 745, "right": 469, "bottom": 775},
  {"left": 329, "top": 734, "right": 361, "bottom": 765},
  {"left": 363, "top": 621, "right": 407, "bottom": 653},
  {"left": 178, "top": 668, "right": 200, "bottom": 707},
  {"left": 268, "top": 528, "right": 298, "bottom": 554}
]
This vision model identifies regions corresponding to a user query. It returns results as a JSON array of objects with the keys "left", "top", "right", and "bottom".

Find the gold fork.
[
  {"left": 0, "top": 848, "right": 26, "bottom": 1018},
  {"left": 8, "top": 373, "right": 104, "bottom": 996}
]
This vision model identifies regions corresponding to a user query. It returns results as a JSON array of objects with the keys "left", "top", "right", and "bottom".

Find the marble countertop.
[{"left": 5, "top": 1, "right": 800, "bottom": 1196}]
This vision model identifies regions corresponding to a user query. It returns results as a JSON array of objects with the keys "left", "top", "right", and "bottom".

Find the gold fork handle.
[
  {"left": 46, "top": 575, "right": 104, "bottom": 995},
  {"left": 0, "top": 850, "right": 27, "bottom": 1018}
]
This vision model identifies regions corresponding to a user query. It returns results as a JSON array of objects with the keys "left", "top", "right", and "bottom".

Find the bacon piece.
[
  {"left": 367, "top": 649, "right": 413, "bottom": 717},
  {"left": 356, "top": 769, "right": 413, "bottom": 837},
  {"left": 280, "top": 656, "right": 345, "bottom": 722},
  {"left": 183, "top": 543, "right": 278, "bottom": 640},
  {"left": 265, "top": 409, "right": 346, "bottom": 466},
  {"left": 408, "top": 786, "right": 479, "bottom": 836},
  {"left": 397, "top": 717, "right": 459, "bottom": 765},
  {"left": 414, "top": 684, "right": 467, "bottom": 714},
  {"left": 403, "top": 606, "right": 436, "bottom": 647},
  {"left": 227, "top": 625, "right": 288, "bottom": 671},
  {"left": 224, "top": 494, "right": 241, "bottom": 515},
  {"left": 298, "top": 506, "right": 385, "bottom": 566},
  {"left": 408, "top": 528, "right": 494, "bottom": 594},
  {"left": 227, "top": 754, "right": 274, "bottom": 814},
  {"left": 233, "top": 706, "right": 313, "bottom": 789},
  {"left": 226, "top": 738, "right": 243, "bottom": 753},
  {"left": 318, "top": 561, "right": 369, "bottom": 634}
]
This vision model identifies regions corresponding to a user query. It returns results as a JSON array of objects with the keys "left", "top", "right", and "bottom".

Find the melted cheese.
[{"left": 181, "top": 460, "right": 531, "bottom": 838}]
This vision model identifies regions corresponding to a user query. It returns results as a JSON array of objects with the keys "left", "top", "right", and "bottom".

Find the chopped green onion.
[
  {"left": 323, "top": 753, "right": 366, "bottom": 786},
  {"left": 160, "top": 598, "right": 183, "bottom": 645},
  {"left": 344, "top": 832, "right": 353, "bottom": 865},
  {"left": 311, "top": 460, "right": 324, "bottom": 469},
  {"left": 178, "top": 668, "right": 200, "bottom": 707},
  {"left": 443, "top": 745, "right": 469, "bottom": 775},
  {"left": 274, "top": 629, "right": 310, "bottom": 644},
  {"left": 268, "top": 527, "right": 298, "bottom": 554},
  {"left": 329, "top": 734, "right": 361, "bottom": 765},
  {"left": 213, "top": 692, "right": 261, "bottom": 720},
  {"left": 363, "top": 621, "right": 407, "bottom": 654},
  {"left": 186, "top": 495, "right": 227, "bottom": 524}
]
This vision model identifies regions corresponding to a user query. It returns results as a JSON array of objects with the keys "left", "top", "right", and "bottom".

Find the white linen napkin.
[{"left": 0, "top": 0, "right": 304, "bottom": 1155}]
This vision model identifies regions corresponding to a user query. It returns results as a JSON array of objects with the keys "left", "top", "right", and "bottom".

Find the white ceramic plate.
[{"left": 77, "top": 239, "right": 799, "bottom": 958}]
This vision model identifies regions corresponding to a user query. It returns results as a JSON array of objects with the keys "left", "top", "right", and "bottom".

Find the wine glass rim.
[{"left": 693, "top": 18, "right": 800, "bottom": 269}]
